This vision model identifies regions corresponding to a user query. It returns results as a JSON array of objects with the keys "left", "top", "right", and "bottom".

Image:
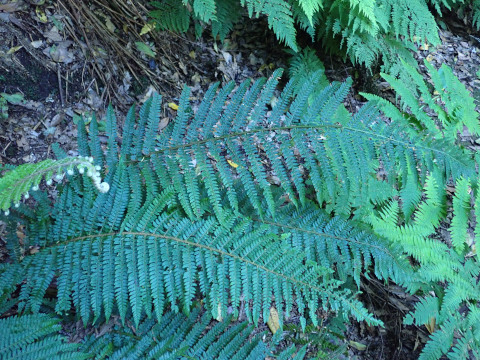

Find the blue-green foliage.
[
  {"left": 0, "top": 309, "right": 293, "bottom": 360},
  {"left": 2, "top": 63, "right": 480, "bottom": 358},
  {"left": 0, "top": 313, "right": 86, "bottom": 360},
  {"left": 79, "top": 308, "right": 272, "bottom": 360}
]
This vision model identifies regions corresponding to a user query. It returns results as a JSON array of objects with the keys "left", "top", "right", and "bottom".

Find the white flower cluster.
[
  {"left": 73, "top": 156, "right": 110, "bottom": 194},
  {"left": 3, "top": 156, "right": 109, "bottom": 216}
]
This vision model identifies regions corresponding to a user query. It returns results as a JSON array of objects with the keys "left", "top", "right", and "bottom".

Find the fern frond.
[
  {"left": 78, "top": 307, "right": 305, "bottom": 359},
  {"left": 363, "top": 59, "right": 480, "bottom": 144},
  {"left": 243, "top": 0, "right": 298, "bottom": 50},
  {"left": 370, "top": 172, "right": 480, "bottom": 358},
  {"left": 0, "top": 314, "right": 86, "bottom": 360},
  {"left": 0, "top": 156, "right": 108, "bottom": 214},
  {"left": 287, "top": 47, "right": 329, "bottom": 94},
  {"left": 404, "top": 295, "right": 439, "bottom": 328},
  {"left": 211, "top": 0, "right": 242, "bottom": 40},
  {"left": 103, "top": 71, "right": 474, "bottom": 221},
  {"left": 474, "top": 0, "right": 480, "bottom": 29},
  {"left": 10, "top": 182, "right": 379, "bottom": 327},
  {"left": 419, "top": 317, "right": 455, "bottom": 360},
  {"left": 193, "top": 0, "right": 217, "bottom": 23},
  {"left": 388, "top": 0, "right": 439, "bottom": 44},
  {"left": 4, "top": 66, "right": 479, "bottom": 359},
  {"left": 150, "top": 0, "right": 191, "bottom": 33},
  {"left": 297, "top": 0, "right": 323, "bottom": 25}
]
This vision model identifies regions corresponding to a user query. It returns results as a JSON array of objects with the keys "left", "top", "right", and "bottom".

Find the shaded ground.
[{"left": 2, "top": 2, "right": 480, "bottom": 359}]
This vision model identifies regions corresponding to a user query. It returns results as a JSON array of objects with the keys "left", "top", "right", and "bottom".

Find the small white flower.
[
  {"left": 46, "top": 179, "right": 53, "bottom": 185},
  {"left": 67, "top": 169, "right": 74, "bottom": 176},
  {"left": 99, "top": 182, "right": 110, "bottom": 193},
  {"left": 55, "top": 174, "right": 64, "bottom": 181},
  {"left": 24, "top": 193, "right": 30, "bottom": 199},
  {"left": 14, "top": 203, "right": 20, "bottom": 208},
  {"left": 32, "top": 185, "right": 39, "bottom": 191},
  {"left": 79, "top": 168, "right": 84, "bottom": 174},
  {"left": 87, "top": 170, "right": 93, "bottom": 177},
  {"left": 88, "top": 157, "right": 94, "bottom": 163},
  {"left": 95, "top": 165, "right": 101, "bottom": 171},
  {"left": 4, "top": 210, "right": 9, "bottom": 216}
]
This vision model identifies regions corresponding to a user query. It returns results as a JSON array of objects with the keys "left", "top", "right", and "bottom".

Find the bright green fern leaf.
[{"left": 0, "top": 156, "right": 108, "bottom": 214}]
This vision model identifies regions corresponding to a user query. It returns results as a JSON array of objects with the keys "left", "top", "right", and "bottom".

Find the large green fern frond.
[
  {"left": 10, "top": 183, "right": 377, "bottom": 328},
  {"left": 76, "top": 69, "right": 472, "bottom": 221},
  {"left": 150, "top": 0, "right": 191, "bottom": 33}
]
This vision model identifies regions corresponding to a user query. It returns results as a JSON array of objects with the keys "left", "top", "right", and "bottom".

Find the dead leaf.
[
  {"left": 139, "top": 85, "right": 156, "bottom": 103},
  {"left": 159, "top": 117, "right": 169, "bottom": 131},
  {"left": 215, "top": 302, "right": 223, "bottom": 322},
  {"left": 0, "top": 0, "right": 24, "bottom": 13},
  {"left": 35, "top": 6, "right": 47, "bottom": 23},
  {"left": 349, "top": 341, "right": 367, "bottom": 351},
  {"left": 16, "top": 224, "right": 26, "bottom": 245},
  {"left": 221, "top": 51, "right": 232, "bottom": 64},
  {"left": 6, "top": 45, "right": 23, "bottom": 55},
  {"left": 30, "top": 40, "right": 43, "bottom": 48},
  {"left": 16, "top": 134, "right": 30, "bottom": 151},
  {"left": 425, "top": 317, "right": 436, "bottom": 334},
  {"left": 104, "top": 16, "right": 115, "bottom": 33},
  {"left": 419, "top": 43, "right": 429, "bottom": 51},
  {"left": 168, "top": 102, "right": 179, "bottom": 111},
  {"left": 29, "top": 245, "right": 40, "bottom": 254},
  {"left": 140, "top": 22, "right": 155, "bottom": 35},
  {"left": 44, "top": 26, "right": 63, "bottom": 42},
  {"left": 227, "top": 159, "right": 239, "bottom": 168},
  {"left": 266, "top": 307, "right": 280, "bottom": 334},
  {"left": 458, "top": 52, "right": 469, "bottom": 61},
  {"left": 46, "top": 42, "right": 74, "bottom": 64}
]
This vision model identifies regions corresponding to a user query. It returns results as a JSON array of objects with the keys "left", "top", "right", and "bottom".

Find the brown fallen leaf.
[
  {"left": 266, "top": 307, "right": 280, "bottom": 334},
  {"left": 0, "top": 0, "right": 24, "bottom": 13}
]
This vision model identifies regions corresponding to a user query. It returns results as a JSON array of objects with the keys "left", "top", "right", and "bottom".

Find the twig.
[{"left": 57, "top": 65, "right": 65, "bottom": 107}]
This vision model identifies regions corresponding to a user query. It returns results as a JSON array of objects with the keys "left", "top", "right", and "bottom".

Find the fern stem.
[
  {"left": 125, "top": 123, "right": 470, "bottom": 170},
  {"left": 30, "top": 230, "right": 376, "bottom": 317}
]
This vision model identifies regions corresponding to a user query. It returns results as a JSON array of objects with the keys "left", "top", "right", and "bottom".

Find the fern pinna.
[{"left": 1, "top": 67, "right": 479, "bottom": 358}]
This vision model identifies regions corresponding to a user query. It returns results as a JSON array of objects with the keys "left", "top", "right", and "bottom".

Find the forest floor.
[{"left": 1, "top": 1, "right": 480, "bottom": 359}]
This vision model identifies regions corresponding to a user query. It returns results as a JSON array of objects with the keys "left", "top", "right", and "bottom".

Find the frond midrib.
[
  {"left": 30, "top": 230, "right": 330, "bottom": 293},
  {"left": 22, "top": 229, "right": 376, "bottom": 318},
  {"left": 124, "top": 123, "right": 472, "bottom": 171}
]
